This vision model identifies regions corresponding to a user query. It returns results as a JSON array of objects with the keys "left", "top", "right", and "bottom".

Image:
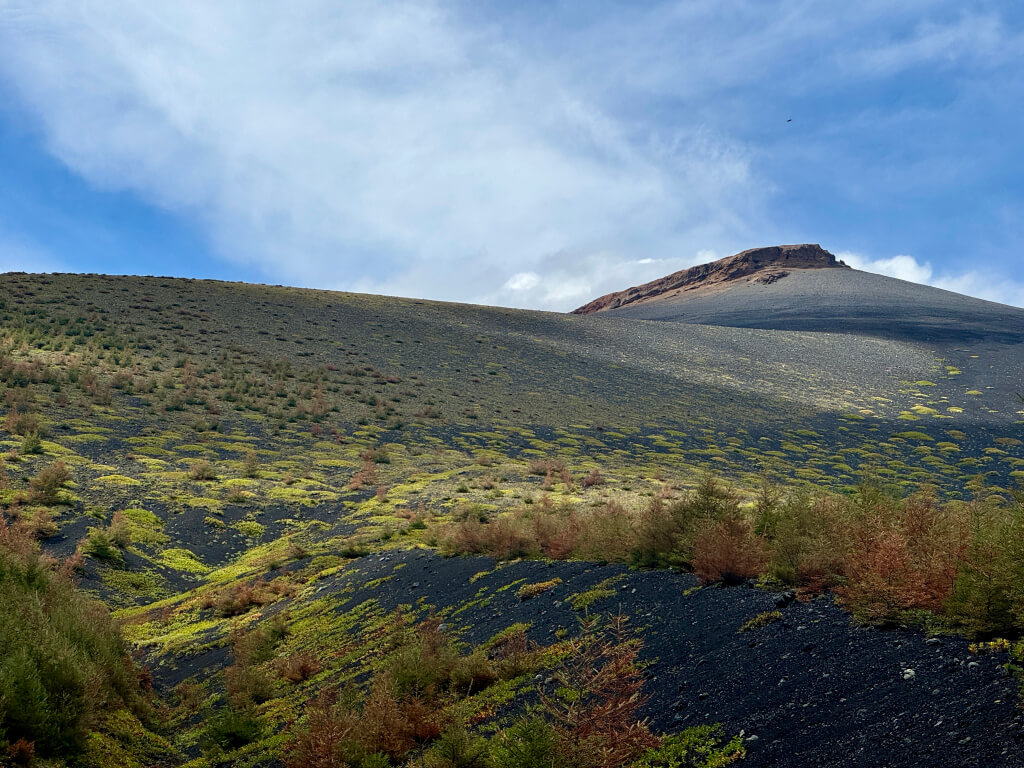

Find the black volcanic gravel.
[
  {"left": 603, "top": 268, "right": 1024, "bottom": 346},
  {"left": 321, "top": 551, "right": 1024, "bottom": 768}
]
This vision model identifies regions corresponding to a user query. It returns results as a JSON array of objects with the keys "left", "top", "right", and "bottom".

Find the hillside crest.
[{"left": 573, "top": 244, "right": 848, "bottom": 314}]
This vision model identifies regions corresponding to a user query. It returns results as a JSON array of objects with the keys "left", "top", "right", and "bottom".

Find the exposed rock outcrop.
[{"left": 573, "top": 244, "right": 848, "bottom": 314}]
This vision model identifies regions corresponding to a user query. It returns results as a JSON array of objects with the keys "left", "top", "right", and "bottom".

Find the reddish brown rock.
[{"left": 572, "top": 244, "right": 848, "bottom": 315}]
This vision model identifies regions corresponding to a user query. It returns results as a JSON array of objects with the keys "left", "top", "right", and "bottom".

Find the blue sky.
[{"left": 0, "top": 1, "right": 1022, "bottom": 310}]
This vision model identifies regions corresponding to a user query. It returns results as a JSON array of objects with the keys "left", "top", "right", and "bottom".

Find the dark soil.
[
  {"left": 318, "top": 550, "right": 1024, "bottom": 768},
  {"left": 601, "top": 267, "right": 1024, "bottom": 346}
]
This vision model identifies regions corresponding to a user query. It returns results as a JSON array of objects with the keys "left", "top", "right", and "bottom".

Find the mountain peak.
[{"left": 573, "top": 244, "right": 848, "bottom": 314}]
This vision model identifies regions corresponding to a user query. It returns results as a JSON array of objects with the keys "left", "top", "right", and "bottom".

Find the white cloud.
[
  {"left": 0, "top": 0, "right": 759, "bottom": 309},
  {"left": 838, "top": 251, "right": 933, "bottom": 283},
  {"left": 0, "top": 2, "right": 1019, "bottom": 310},
  {"left": 839, "top": 250, "right": 1024, "bottom": 308},
  {"left": 503, "top": 272, "right": 541, "bottom": 292},
  {"left": 932, "top": 272, "right": 1024, "bottom": 309},
  {"left": 479, "top": 252, "right": 704, "bottom": 312}
]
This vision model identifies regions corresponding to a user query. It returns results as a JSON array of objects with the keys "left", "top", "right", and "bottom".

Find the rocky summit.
[{"left": 573, "top": 244, "right": 848, "bottom": 314}]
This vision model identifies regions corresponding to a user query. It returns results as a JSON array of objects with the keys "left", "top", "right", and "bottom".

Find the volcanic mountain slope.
[
  {"left": 2, "top": 269, "right": 1024, "bottom": 767},
  {"left": 575, "top": 244, "right": 1024, "bottom": 345},
  {"left": 2, "top": 270, "right": 1022, "bottom": 504}
]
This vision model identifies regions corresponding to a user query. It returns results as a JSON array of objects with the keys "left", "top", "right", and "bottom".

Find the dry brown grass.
[{"left": 693, "top": 517, "right": 767, "bottom": 585}]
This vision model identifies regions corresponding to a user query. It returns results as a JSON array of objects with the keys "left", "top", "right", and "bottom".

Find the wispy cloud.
[
  {"left": 838, "top": 252, "right": 934, "bottom": 284},
  {"left": 487, "top": 253, "right": 701, "bottom": 311},
  {"left": 0, "top": 1, "right": 758, "bottom": 308},
  {"left": 0, "top": 2, "right": 1020, "bottom": 310},
  {"left": 850, "top": 13, "right": 1011, "bottom": 76},
  {"left": 839, "top": 251, "right": 1024, "bottom": 308}
]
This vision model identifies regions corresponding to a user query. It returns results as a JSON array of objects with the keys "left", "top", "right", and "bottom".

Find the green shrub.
[
  {"left": 225, "top": 662, "right": 277, "bottom": 706},
  {"left": 0, "top": 515, "right": 146, "bottom": 757},
  {"left": 450, "top": 651, "right": 498, "bottom": 695},
  {"left": 190, "top": 460, "right": 217, "bottom": 481},
  {"left": 201, "top": 706, "right": 263, "bottom": 752},
  {"left": 341, "top": 544, "right": 371, "bottom": 558},
  {"left": 107, "top": 510, "right": 133, "bottom": 548},
  {"left": 233, "top": 615, "right": 289, "bottom": 667},
  {"left": 491, "top": 716, "right": 565, "bottom": 768},
  {"left": 945, "top": 499, "right": 1024, "bottom": 636},
  {"left": 28, "top": 461, "right": 70, "bottom": 505},
  {"left": 632, "top": 497, "right": 680, "bottom": 568},
  {"left": 82, "top": 529, "right": 124, "bottom": 564},
  {"left": 362, "top": 447, "right": 391, "bottom": 464},
  {"left": 575, "top": 502, "right": 635, "bottom": 563},
  {"left": 20, "top": 431, "right": 42, "bottom": 455},
  {"left": 242, "top": 450, "right": 261, "bottom": 478},
  {"left": 764, "top": 492, "right": 845, "bottom": 587},
  {"left": 5, "top": 411, "right": 40, "bottom": 437},
  {"left": 631, "top": 481, "right": 737, "bottom": 570},
  {"left": 387, "top": 622, "right": 459, "bottom": 699},
  {"left": 629, "top": 725, "right": 744, "bottom": 767},
  {"left": 423, "top": 725, "right": 490, "bottom": 768}
]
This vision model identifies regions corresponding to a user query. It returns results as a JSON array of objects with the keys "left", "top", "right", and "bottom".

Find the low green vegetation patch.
[
  {"left": 516, "top": 577, "right": 562, "bottom": 601},
  {"left": 235, "top": 519, "right": 267, "bottom": 539},
  {"left": 892, "top": 431, "right": 934, "bottom": 442},
  {"left": 569, "top": 576, "right": 623, "bottom": 612},
  {"left": 101, "top": 568, "right": 170, "bottom": 604},
  {"left": 738, "top": 610, "right": 783, "bottom": 633},
  {"left": 159, "top": 547, "right": 210, "bottom": 574}
]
